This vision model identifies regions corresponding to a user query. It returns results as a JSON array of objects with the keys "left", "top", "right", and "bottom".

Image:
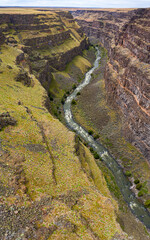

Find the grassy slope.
[
  {"left": 0, "top": 11, "right": 129, "bottom": 240},
  {"left": 48, "top": 46, "right": 94, "bottom": 122},
  {"left": 0, "top": 46, "right": 125, "bottom": 240}
]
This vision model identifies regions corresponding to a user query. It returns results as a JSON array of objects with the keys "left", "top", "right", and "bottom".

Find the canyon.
[
  {"left": 72, "top": 8, "right": 150, "bottom": 162},
  {"left": 0, "top": 7, "right": 150, "bottom": 240}
]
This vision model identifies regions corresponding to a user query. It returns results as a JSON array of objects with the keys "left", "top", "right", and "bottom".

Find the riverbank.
[{"left": 67, "top": 46, "right": 150, "bottom": 239}]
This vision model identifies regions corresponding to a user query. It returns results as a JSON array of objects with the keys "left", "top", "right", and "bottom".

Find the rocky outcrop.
[
  {"left": 0, "top": 29, "right": 5, "bottom": 45},
  {"left": 72, "top": 8, "right": 150, "bottom": 161},
  {"left": 23, "top": 30, "right": 71, "bottom": 48},
  {"left": 0, "top": 112, "right": 17, "bottom": 131},
  {"left": 15, "top": 69, "right": 34, "bottom": 87}
]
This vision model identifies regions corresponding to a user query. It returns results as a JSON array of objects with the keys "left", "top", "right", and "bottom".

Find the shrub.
[
  {"left": 94, "top": 134, "right": 100, "bottom": 140},
  {"left": 125, "top": 171, "right": 132, "bottom": 177},
  {"left": 88, "top": 129, "right": 94, "bottom": 135},
  {"left": 138, "top": 191, "right": 144, "bottom": 197},
  {"left": 77, "top": 92, "right": 81, "bottom": 96},
  {"left": 63, "top": 93, "right": 67, "bottom": 99},
  {"left": 61, "top": 99, "right": 65, "bottom": 105},
  {"left": 71, "top": 99, "right": 77, "bottom": 105},
  {"left": 136, "top": 183, "right": 142, "bottom": 190},
  {"left": 48, "top": 93, "right": 53, "bottom": 101},
  {"left": 90, "top": 147, "right": 94, "bottom": 153},
  {"left": 54, "top": 111, "right": 58, "bottom": 117},
  {"left": 72, "top": 84, "right": 76, "bottom": 90},
  {"left": 93, "top": 152, "right": 99, "bottom": 159},
  {"left": 144, "top": 199, "right": 150, "bottom": 208},
  {"left": 134, "top": 179, "right": 140, "bottom": 184}
]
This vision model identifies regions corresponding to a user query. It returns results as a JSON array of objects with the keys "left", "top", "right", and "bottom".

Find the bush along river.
[{"left": 64, "top": 47, "right": 150, "bottom": 229}]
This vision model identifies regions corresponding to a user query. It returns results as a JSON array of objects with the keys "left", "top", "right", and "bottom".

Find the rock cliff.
[
  {"left": 0, "top": 9, "right": 89, "bottom": 91},
  {"left": 72, "top": 8, "right": 150, "bottom": 162},
  {"left": 72, "top": 9, "right": 136, "bottom": 52}
]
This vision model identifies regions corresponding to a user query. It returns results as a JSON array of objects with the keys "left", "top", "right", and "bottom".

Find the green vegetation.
[
  {"left": 72, "top": 84, "right": 76, "bottom": 90},
  {"left": 90, "top": 147, "right": 94, "bottom": 153},
  {"left": 89, "top": 147, "right": 101, "bottom": 160},
  {"left": 96, "top": 160, "right": 123, "bottom": 202},
  {"left": 61, "top": 98, "right": 65, "bottom": 105},
  {"left": 136, "top": 183, "right": 142, "bottom": 190},
  {"left": 136, "top": 181, "right": 148, "bottom": 197},
  {"left": 47, "top": 48, "right": 93, "bottom": 121},
  {"left": 93, "top": 134, "right": 100, "bottom": 140},
  {"left": 144, "top": 200, "right": 150, "bottom": 208},
  {"left": 71, "top": 99, "right": 77, "bottom": 105},
  {"left": 1, "top": 10, "right": 148, "bottom": 238},
  {"left": 138, "top": 191, "right": 144, "bottom": 197},
  {"left": 104, "top": 137, "right": 113, "bottom": 147},
  {"left": 93, "top": 152, "right": 100, "bottom": 159},
  {"left": 125, "top": 171, "right": 132, "bottom": 177},
  {"left": 0, "top": 41, "right": 124, "bottom": 239},
  {"left": 70, "top": 44, "right": 150, "bottom": 239},
  {"left": 66, "top": 55, "right": 91, "bottom": 75},
  {"left": 48, "top": 93, "right": 54, "bottom": 101},
  {"left": 88, "top": 129, "right": 94, "bottom": 135},
  {"left": 134, "top": 179, "right": 140, "bottom": 184}
]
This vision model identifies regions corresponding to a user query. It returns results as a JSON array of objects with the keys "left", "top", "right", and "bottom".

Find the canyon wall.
[
  {"left": 72, "top": 8, "right": 150, "bottom": 161},
  {"left": 0, "top": 9, "right": 89, "bottom": 91}
]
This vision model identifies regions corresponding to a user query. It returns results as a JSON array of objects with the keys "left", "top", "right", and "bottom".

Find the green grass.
[
  {"left": 36, "top": 38, "right": 85, "bottom": 58},
  {"left": 66, "top": 55, "right": 91, "bottom": 74}
]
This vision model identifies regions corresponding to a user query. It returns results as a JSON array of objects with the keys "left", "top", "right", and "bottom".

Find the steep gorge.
[
  {"left": 0, "top": 8, "right": 150, "bottom": 240},
  {"left": 72, "top": 8, "right": 150, "bottom": 162}
]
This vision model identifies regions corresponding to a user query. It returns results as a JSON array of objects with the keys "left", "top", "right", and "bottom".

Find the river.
[{"left": 64, "top": 47, "right": 150, "bottom": 229}]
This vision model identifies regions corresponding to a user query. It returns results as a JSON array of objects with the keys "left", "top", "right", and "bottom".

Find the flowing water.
[{"left": 64, "top": 47, "right": 150, "bottom": 229}]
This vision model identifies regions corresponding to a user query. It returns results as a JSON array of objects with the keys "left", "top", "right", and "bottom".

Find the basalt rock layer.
[
  {"left": 0, "top": 9, "right": 89, "bottom": 91},
  {"left": 72, "top": 8, "right": 150, "bottom": 161}
]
